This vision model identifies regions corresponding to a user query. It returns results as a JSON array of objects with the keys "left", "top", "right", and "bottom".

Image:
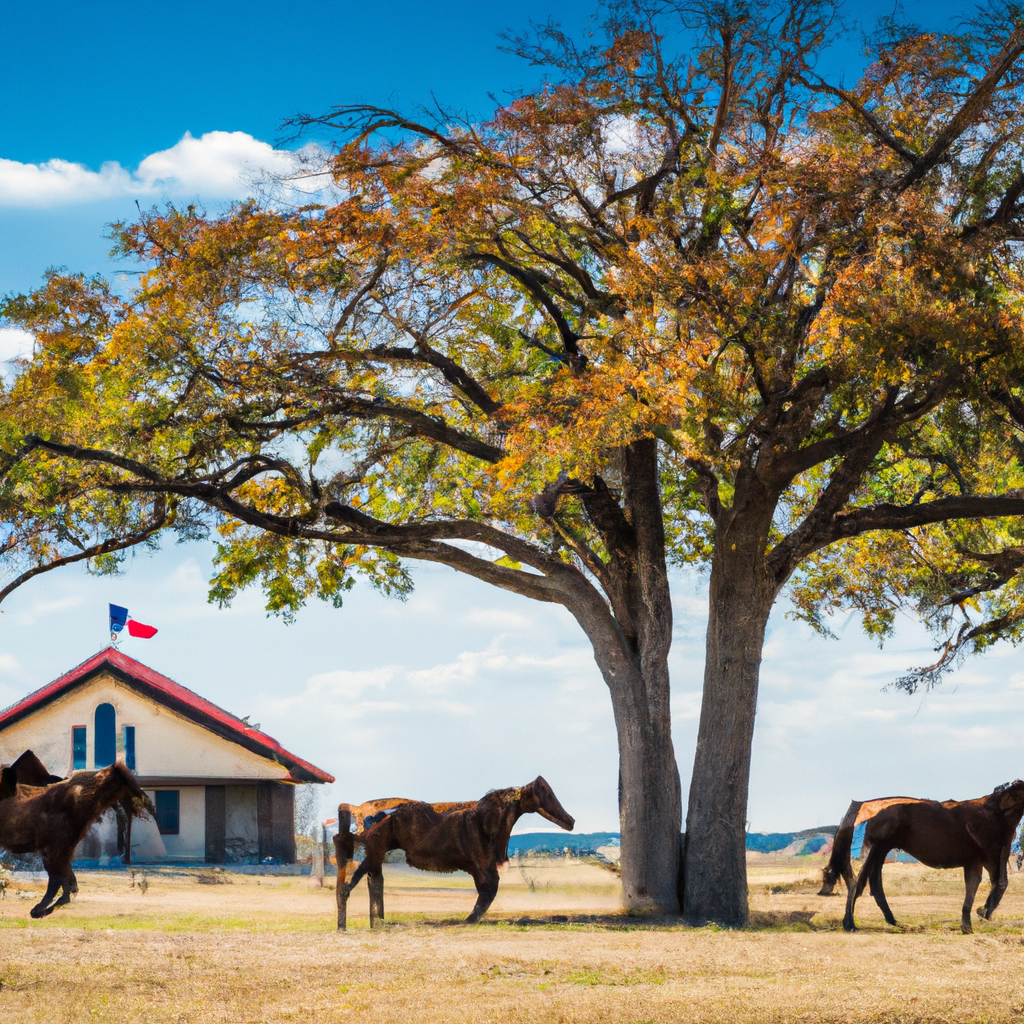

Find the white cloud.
[
  {"left": 0, "top": 328, "right": 34, "bottom": 384},
  {"left": 0, "top": 132, "right": 314, "bottom": 207},
  {"left": 0, "top": 654, "right": 19, "bottom": 676},
  {"left": 305, "top": 667, "right": 393, "bottom": 701},
  {"left": 0, "top": 328, "right": 33, "bottom": 362}
]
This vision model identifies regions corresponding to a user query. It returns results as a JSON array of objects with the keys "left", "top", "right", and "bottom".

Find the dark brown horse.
[
  {"left": 819, "top": 796, "right": 928, "bottom": 896},
  {"left": 340, "top": 776, "right": 574, "bottom": 925},
  {"left": 0, "top": 750, "right": 140, "bottom": 865},
  {"left": 0, "top": 762, "right": 154, "bottom": 917},
  {"left": 843, "top": 780, "right": 1024, "bottom": 933}
]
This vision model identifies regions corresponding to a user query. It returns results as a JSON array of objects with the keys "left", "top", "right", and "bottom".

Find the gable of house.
[
  {"left": 0, "top": 672, "right": 294, "bottom": 782},
  {"left": 0, "top": 647, "right": 333, "bottom": 784}
]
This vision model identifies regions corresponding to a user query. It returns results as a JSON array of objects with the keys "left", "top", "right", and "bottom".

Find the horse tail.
[{"left": 819, "top": 801, "right": 861, "bottom": 895}]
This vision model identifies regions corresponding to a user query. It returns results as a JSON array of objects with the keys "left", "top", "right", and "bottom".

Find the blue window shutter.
[
  {"left": 123, "top": 726, "right": 136, "bottom": 771},
  {"left": 72, "top": 727, "right": 87, "bottom": 770},
  {"left": 94, "top": 703, "right": 116, "bottom": 768},
  {"left": 155, "top": 790, "right": 179, "bottom": 834}
]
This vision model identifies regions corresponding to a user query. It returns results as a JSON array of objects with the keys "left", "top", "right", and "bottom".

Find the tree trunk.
[
  {"left": 585, "top": 628, "right": 681, "bottom": 914},
  {"left": 577, "top": 438, "right": 682, "bottom": 914},
  {"left": 614, "top": 664, "right": 682, "bottom": 913},
  {"left": 683, "top": 519, "right": 776, "bottom": 926}
]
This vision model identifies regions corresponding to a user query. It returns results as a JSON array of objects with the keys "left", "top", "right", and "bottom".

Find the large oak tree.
[{"left": 5, "top": 0, "right": 1024, "bottom": 923}]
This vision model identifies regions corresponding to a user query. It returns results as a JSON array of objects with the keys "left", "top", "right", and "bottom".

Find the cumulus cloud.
[
  {"left": 0, "top": 132, "right": 316, "bottom": 207},
  {"left": 0, "top": 327, "right": 33, "bottom": 357}
]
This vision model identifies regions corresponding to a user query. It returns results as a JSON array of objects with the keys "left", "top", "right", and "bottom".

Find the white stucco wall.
[
  {"left": 144, "top": 786, "right": 205, "bottom": 860},
  {"left": 0, "top": 672, "right": 292, "bottom": 782}
]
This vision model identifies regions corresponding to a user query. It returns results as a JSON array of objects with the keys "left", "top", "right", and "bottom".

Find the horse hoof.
[
  {"left": 961, "top": 923, "right": 973, "bottom": 935},
  {"left": 29, "top": 906, "right": 49, "bottom": 919},
  {"left": 976, "top": 907, "right": 988, "bottom": 920},
  {"left": 842, "top": 920, "right": 856, "bottom": 933}
]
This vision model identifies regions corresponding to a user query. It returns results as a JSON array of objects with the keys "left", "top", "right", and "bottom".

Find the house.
[{"left": 0, "top": 648, "right": 334, "bottom": 864}]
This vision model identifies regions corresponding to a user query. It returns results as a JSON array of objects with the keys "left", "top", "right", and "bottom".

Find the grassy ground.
[{"left": 1, "top": 855, "right": 1023, "bottom": 1022}]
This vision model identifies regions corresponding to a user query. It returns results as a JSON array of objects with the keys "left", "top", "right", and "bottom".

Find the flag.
[
  {"left": 109, "top": 604, "right": 158, "bottom": 639},
  {"left": 109, "top": 604, "right": 128, "bottom": 635}
]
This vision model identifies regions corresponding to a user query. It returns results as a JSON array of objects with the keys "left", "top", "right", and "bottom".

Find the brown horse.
[
  {"left": 843, "top": 780, "right": 1024, "bottom": 933},
  {"left": 0, "top": 762, "right": 154, "bottom": 917},
  {"left": 341, "top": 776, "right": 575, "bottom": 925},
  {"left": 0, "top": 750, "right": 140, "bottom": 865},
  {"left": 819, "top": 796, "right": 929, "bottom": 896}
]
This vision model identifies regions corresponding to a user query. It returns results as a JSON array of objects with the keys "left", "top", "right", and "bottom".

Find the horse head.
[
  {"left": 99, "top": 763, "right": 155, "bottom": 819},
  {"left": 989, "top": 779, "right": 1024, "bottom": 820},
  {"left": 519, "top": 776, "right": 575, "bottom": 831}
]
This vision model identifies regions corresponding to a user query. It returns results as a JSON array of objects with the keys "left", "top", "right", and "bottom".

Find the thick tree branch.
[
  {"left": 820, "top": 492, "right": 1024, "bottom": 551},
  {"left": 227, "top": 397, "right": 505, "bottom": 463},
  {"left": 800, "top": 77, "right": 918, "bottom": 163},
  {"left": 898, "top": 29, "right": 1024, "bottom": 191},
  {"left": 685, "top": 458, "right": 722, "bottom": 521},
  {"left": 467, "top": 251, "right": 586, "bottom": 366}
]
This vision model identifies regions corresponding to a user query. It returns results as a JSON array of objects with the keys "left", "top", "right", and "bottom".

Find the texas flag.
[{"left": 109, "top": 604, "right": 158, "bottom": 639}]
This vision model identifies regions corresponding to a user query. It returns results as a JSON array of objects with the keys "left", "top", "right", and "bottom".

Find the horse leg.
[
  {"left": 346, "top": 858, "right": 370, "bottom": 893},
  {"left": 122, "top": 798, "right": 134, "bottom": 866},
  {"left": 979, "top": 854, "right": 1008, "bottom": 921},
  {"left": 465, "top": 867, "right": 500, "bottom": 924},
  {"left": 368, "top": 868, "right": 385, "bottom": 930},
  {"left": 962, "top": 862, "right": 983, "bottom": 934},
  {"left": 334, "top": 829, "right": 354, "bottom": 933},
  {"left": 30, "top": 874, "right": 62, "bottom": 918},
  {"left": 844, "top": 846, "right": 884, "bottom": 932},
  {"left": 49, "top": 853, "right": 77, "bottom": 911},
  {"left": 31, "top": 853, "right": 70, "bottom": 919},
  {"left": 867, "top": 849, "right": 897, "bottom": 926}
]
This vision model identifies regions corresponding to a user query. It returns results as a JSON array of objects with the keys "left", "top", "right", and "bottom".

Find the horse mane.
[
  {"left": 991, "top": 780, "right": 1024, "bottom": 795},
  {"left": 984, "top": 779, "right": 1024, "bottom": 814},
  {"left": 479, "top": 786, "right": 522, "bottom": 806}
]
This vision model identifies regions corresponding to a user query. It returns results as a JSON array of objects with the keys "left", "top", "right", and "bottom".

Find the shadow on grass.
[{"left": 385, "top": 910, "right": 827, "bottom": 932}]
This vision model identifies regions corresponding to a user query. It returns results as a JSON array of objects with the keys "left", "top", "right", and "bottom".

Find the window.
[
  {"left": 155, "top": 790, "right": 179, "bottom": 834},
  {"left": 72, "top": 726, "right": 86, "bottom": 771},
  {"left": 94, "top": 703, "right": 116, "bottom": 768},
  {"left": 123, "top": 726, "right": 136, "bottom": 771}
]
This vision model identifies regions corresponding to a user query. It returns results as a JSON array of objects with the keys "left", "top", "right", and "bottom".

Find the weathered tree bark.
[
  {"left": 610, "top": 659, "right": 681, "bottom": 913},
  {"left": 683, "top": 503, "right": 778, "bottom": 925},
  {"left": 575, "top": 439, "right": 682, "bottom": 914}
]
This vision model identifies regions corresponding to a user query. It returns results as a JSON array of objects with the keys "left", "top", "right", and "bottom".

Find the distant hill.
[
  {"left": 509, "top": 827, "right": 838, "bottom": 858},
  {"left": 745, "top": 826, "right": 838, "bottom": 855},
  {"left": 508, "top": 832, "right": 620, "bottom": 855}
]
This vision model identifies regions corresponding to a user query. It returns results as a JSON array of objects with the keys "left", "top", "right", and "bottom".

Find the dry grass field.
[{"left": 0, "top": 855, "right": 1023, "bottom": 1022}]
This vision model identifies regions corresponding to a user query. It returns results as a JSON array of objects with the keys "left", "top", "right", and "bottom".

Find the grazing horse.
[
  {"left": 843, "top": 780, "right": 1024, "bottom": 933},
  {"left": 338, "top": 776, "right": 575, "bottom": 927},
  {"left": 819, "top": 796, "right": 930, "bottom": 896},
  {"left": 0, "top": 763, "right": 154, "bottom": 917}
]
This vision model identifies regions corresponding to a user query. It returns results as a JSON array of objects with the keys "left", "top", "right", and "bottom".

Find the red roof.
[{"left": 0, "top": 647, "right": 334, "bottom": 784}]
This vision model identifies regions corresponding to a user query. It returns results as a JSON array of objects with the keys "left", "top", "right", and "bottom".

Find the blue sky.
[{"left": 1, "top": 0, "right": 1013, "bottom": 835}]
